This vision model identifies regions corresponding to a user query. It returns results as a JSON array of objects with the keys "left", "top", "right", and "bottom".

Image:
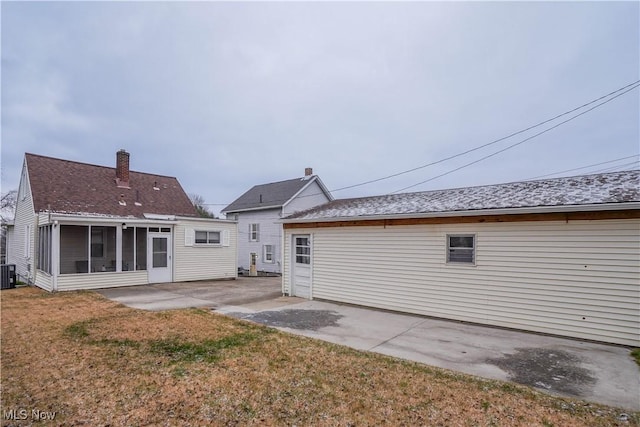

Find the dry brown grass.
[{"left": 1, "top": 287, "right": 637, "bottom": 426}]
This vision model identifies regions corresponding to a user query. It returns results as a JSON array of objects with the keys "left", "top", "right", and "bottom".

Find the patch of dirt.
[
  {"left": 488, "top": 348, "right": 597, "bottom": 397},
  {"left": 227, "top": 309, "right": 343, "bottom": 330}
]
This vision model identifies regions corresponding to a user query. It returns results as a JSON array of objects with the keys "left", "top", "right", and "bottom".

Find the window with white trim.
[
  {"left": 446, "top": 234, "right": 475, "bottom": 264},
  {"left": 249, "top": 223, "right": 259, "bottom": 242},
  {"left": 37, "top": 225, "right": 52, "bottom": 274},
  {"left": 195, "top": 230, "right": 221, "bottom": 245},
  {"left": 19, "top": 167, "right": 28, "bottom": 201},
  {"left": 24, "top": 225, "right": 31, "bottom": 257},
  {"left": 263, "top": 244, "right": 274, "bottom": 263}
]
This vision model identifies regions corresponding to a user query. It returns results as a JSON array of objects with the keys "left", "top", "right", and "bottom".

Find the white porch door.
[
  {"left": 292, "top": 235, "right": 311, "bottom": 298},
  {"left": 148, "top": 233, "right": 172, "bottom": 283}
]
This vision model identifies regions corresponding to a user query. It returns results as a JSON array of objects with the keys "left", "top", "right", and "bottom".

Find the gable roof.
[
  {"left": 222, "top": 175, "right": 332, "bottom": 213},
  {"left": 24, "top": 153, "right": 197, "bottom": 218},
  {"left": 284, "top": 170, "right": 640, "bottom": 222}
]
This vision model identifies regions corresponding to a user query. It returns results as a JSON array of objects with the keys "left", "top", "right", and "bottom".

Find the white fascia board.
[
  {"left": 281, "top": 202, "right": 640, "bottom": 224},
  {"left": 143, "top": 213, "right": 176, "bottom": 220},
  {"left": 314, "top": 176, "right": 334, "bottom": 201},
  {"left": 281, "top": 176, "right": 334, "bottom": 211},
  {"left": 174, "top": 215, "right": 237, "bottom": 224},
  {"left": 48, "top": 213, "right": 179, "bottom": 225},
  {"left": 223, "top": 205, "right": 282, "bottom": 214},
  {"left": 282, "top": 177, "right": 316, "bottom": 210}
]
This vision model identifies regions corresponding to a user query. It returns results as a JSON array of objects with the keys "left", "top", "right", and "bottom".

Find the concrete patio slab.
[{"left": 96, "top": 276, "right": 282, "bottom": 311}]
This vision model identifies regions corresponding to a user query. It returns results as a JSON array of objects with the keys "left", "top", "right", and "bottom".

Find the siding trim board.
[{"left": 284, "top": 209, "right": 640, "bottom": 229}]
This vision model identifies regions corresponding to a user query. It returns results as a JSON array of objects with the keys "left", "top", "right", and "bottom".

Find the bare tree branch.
[{"left": 1, "top": 190, "right": 17, "bottom": 222}]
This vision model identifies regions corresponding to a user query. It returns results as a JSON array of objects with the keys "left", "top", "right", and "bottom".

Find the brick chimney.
[
  {"left": 116, "top": 149, "right": 130, "bottom": 188},
  {"left": 305, "top": 167, "right": 313, "bottom": 176}
]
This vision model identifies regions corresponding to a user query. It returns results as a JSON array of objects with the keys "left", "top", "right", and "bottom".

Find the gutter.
[
  {"left": 48, "top": 213, "right": 179, "bottom": 225},
  {"left": 222, "top": 204, "right": 283, "bottom": 214}
]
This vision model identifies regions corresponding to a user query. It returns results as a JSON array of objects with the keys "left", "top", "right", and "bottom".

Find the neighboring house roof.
[
  {"left": 24, "top": 153, "right": 197, "bottom": 218},
  {"left": 284, "top": 170, "right": 640, "bottom": 222},
  {"left": 222, "top": 175, "right": 332, "bottom": 213}
]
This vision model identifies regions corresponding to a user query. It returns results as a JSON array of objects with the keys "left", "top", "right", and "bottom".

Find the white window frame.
[
  {"left": 19, "top": 167, "right": 28, "bottom": 201},
  {"left": 446, "top": 234, "right": 476, "bottom": 265},
  {"left": 195, "top": 230, "right": 222, "bottom": 246},
  {"left": 249, "top": 223, "right": 259, "bottom": 242},
  {"left": 24, "top": 225, "right": 31, "bottom": 257},
  {"left": 37, "top": 225, "right": 52, "bottom": 274},
  {"left": 294, "top": 236, "right": 311, "bottom": 265},
  {"left": 263, "top": 244, "right": 274, "bottom": 263}
]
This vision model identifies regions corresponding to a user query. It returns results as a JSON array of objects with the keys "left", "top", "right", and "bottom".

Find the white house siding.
[
  {"left": 235, "top": 208, "right": 283, "bottom": 273},
  {"left": 57, "top": 271, "right": 148, "bottom": 291},
  {"left": 283, "top": 219, "right": 640, "bottom": 346},
  {"left": 34, "top": 272, "right": 53, "bottom": 291},
  {"left": 173, "top": 219, "right": 237, "bottom": 282},
  {"left": 282, "top": 180, "right": 331, "bottom": 217},
  {"left": 9, "top": 163, "right": 36, "bottom": 284}
]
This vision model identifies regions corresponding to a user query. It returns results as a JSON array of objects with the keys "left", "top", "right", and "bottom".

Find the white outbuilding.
[{"left": 281, "top": 171, "right": 640, "bottom": 347}]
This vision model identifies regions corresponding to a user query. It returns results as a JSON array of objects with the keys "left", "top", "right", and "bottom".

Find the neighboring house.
[
  {"left": 222, "top": 168, "right": 332, "bottom": 274},
  {"left": 6, "top": 150, "right": 237, "bottom": 291},
  {"left": 281, "top": 171, "right": 640, "bottom": 346}
]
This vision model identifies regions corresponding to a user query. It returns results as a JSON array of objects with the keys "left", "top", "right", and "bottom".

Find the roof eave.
[
  {"left": 222, "top": 204, "right": 283, "bottom": 214},
  {"left": 48, "top": 213, "right": 179, "bottom": 225},
  {"left": 281, "top": 202, "right": 640, "bottom": 223},
  {"left": 174, "top": 215, "right": 237, "bottom": 223}
]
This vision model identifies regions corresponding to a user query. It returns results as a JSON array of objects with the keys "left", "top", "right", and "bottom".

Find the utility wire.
[
  {"left": 391, "top": 82, "right": 640, "bottom": 193},
  {"left": 588, "top": 160, "right": 639, "bottom": 174},
  {"left": 525, "top": 154, "right": 639, "bottom": 180},
  {"left": 330, "top": 80, "right": 640, "bottom": 193},
  {"left": 203, "top": 80, "right": 640, "bottom": 206}
]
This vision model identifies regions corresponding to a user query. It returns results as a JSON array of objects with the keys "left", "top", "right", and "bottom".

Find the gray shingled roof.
[
  {"left": 222, "top": 176, "right": 318, "bottom": 213},
  {"left": 285, "top": 170, "right": 640, "bottom": 221}
]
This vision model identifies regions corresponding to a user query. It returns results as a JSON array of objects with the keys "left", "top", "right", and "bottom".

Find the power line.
[
  {"left": 588, "top": 160, "right": 639, "bottom": 174},
  {"left": 525, "top": 154, "right": 639, "bottom": 180},
  {"left": 203, "top": 79, "right": 640, "bottom": 206},
  {"left": 391, "top": 82, "right": 640, "bottom": 193},
  {"left": 329, "top": 80, "right": 640, "bottom": 193}
]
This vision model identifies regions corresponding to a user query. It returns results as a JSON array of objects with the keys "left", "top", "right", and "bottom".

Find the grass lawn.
[{"left": 1, "top": 287, "right": 637, "bottom": 426}]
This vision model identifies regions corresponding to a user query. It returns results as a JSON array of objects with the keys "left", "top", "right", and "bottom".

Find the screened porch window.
[
  {"left": 60, "top": 225, "right": 148, "bottom": 274},
  {"left": 122, "top": 227, "right": 147, "bottom": 271},
  {"left": 37, "top": 225, "right": 52, "bottom": 274},
  {"left": 91, "top": 226, "right": 116, "bottom": 272}
]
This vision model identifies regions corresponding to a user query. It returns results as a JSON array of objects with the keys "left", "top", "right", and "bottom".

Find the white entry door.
[
  {"left": 292, "top": 235, "right": 311, "bottom": 298},
  {"left": 148, "top": 233, "right": 172, "bottom": 283}
]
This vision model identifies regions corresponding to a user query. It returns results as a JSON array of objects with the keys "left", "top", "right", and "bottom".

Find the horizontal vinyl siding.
[
  {"left": 57, "top": 271, "right": 148, "bottom": 291},
  {"left": 173, "top": 220, "right": 237, "bottom": 282},
  {"left": 34, "top": 272, "right": 53, "bottom": 292},
  {"left": 286, "top": 219, "right": 640, "bottom": 346},
  {"left": 10, "top": 164, "right": 36, "bottom": 284}
]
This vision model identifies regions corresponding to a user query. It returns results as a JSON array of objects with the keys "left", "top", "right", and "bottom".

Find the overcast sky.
[{"left": 1, "top": 1, "right": 638, "bottom": 217}]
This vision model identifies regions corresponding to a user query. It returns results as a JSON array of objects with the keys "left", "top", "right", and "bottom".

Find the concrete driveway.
[{"left": 97, "top": 276, "right": 640, "bottom": 411}]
